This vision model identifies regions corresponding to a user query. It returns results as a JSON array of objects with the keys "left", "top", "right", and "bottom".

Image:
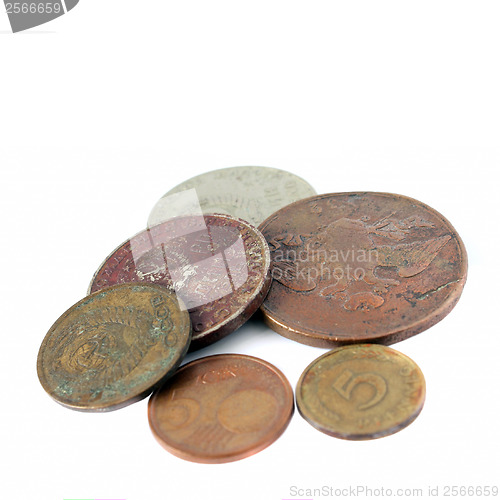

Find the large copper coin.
[
  {"left": 148, "top": 166, "right": 317, "bottom": 228},
  {"left": 296, "top": 344, "right": 426, "bottom": 440},
  {"left": 148, "top": 354, "right": 294, "bottom": 463},
  {"left": 89, "top": 214, "right": 272, "bottom": 351},
  {"left": 37, "top": 283, "right": 191, "bottom": 412},
  {"left": 259, "top": 192, "right": 467, "bottom": 347}
]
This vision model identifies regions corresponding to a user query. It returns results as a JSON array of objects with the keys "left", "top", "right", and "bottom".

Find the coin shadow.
[{"left": 181, "top": 311, "right": 277, "bottom": 365}]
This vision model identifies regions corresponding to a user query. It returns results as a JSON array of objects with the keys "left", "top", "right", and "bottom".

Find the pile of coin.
[{"left": 37, "top": 166, "right": 467, "bottom": 463}]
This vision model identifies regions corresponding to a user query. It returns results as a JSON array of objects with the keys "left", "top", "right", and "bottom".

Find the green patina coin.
[{"left": 37, "top": 283, "right": 191, "bottom": 412}]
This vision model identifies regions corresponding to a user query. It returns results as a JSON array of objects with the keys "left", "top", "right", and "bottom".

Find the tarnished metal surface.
[
  {"left": 148, "top": 354, "right": 294, "bottom": 463},
  {"left": 296, "top": 344, "right": 425, "bottom": 440},
  {"left": 37, "top": 283, "right": 191, "bottom": 412},
  {"left": 259, "top": 192, "right": 467, "bottom": 347},
  {"left": 148, "top": 166, "right": 316, "bottom": 227},
  {"left": 89, "top": 214, "right": 272, "bottom": 351}
]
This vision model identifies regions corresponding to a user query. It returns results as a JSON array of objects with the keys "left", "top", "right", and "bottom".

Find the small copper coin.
[
  {"left": 89, "top": 214, "right": 272, "bottom": 351},
  {"left": 296, "top": 344, "right": 426, "bottom": 440},
  {"left": 259, "top": 192, "right": 467, "bottom": 347},
  {"left": 148, "top": 354, "right": 294, "bottom": 463},
  {"left": 37, "top": 283, "right": 191, "bottom": 412}
]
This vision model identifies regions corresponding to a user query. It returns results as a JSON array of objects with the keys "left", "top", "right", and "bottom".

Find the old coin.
[
  {"left": 37, "top": 283, "right": 191, "bottom": 412},
  {"left": 148, "top": 354, "right": 294, "bottom": 463},
  {"left": 148, "top": 166, "right": 316, "bottom": 228},
  {"left": 296, "top": 344, "right": 426, "bottom": 440},
  {"left": 89, "top": 214, "right": 272, "bottom": 351},
  {"left": 259, "top": 192, "right": 467, "bottom": 347}
]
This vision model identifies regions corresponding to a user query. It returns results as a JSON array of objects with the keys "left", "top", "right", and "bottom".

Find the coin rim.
[
  {"left": 258, "top": 191, "right": 468, "bottom": 347},
  {"left": 295, "top": 344, "right": 426, "bottom": 440},
  {"left": 148, "top": 353, "right": 295, "bottom": 463},
  {"left": 37, "top": 282, "right": 192, "bottom": 412}
]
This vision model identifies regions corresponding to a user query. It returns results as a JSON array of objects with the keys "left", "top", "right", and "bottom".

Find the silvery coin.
[{"left": 148, "top": 166, "right": 316, "bottom": 228}]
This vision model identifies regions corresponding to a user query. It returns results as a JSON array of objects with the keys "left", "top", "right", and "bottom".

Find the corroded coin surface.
[
  {"left": 148, "top": 354, "right": 294, "bottom": 463},
  {"left": 37, "top": 283, "right": 191, "bottom": 412},
  {"left": 148, "top": 166, "right": 316, "bottom": 227},
  {"left": 259, "top": 192, "right": 467, "bottom": 347},
  {"left": 89, "top": 214, "right": 271, "bottom": 351},
  {"left": 296, "top": 344, "right": 425, "bottom": 440}
]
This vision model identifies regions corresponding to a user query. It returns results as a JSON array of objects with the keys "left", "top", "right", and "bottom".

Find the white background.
[{"left": 1, "top": 2, "right": 499, "bottom": 500}]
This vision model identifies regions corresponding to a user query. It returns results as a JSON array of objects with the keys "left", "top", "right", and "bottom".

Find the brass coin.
[
  {"left": 259, "top": 192, "right": 467, "bottom": 347},
  {"left": 37, "top": 283, "right": 191, "bottom": 412},
  {"left": 148, "top": 354, "right": 294, "bottom": 463},
  {"left": 296, "top": 344, "right": 425, "bottom": 440}
]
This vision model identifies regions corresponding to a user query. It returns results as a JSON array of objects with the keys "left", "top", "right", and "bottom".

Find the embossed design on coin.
[
  {"left": 148, "top": 354, "right": 294, "bottom": 463},
  {"left": 296, "top": 344, "right": 425, "bottom": 440},
  {"left": 217, "top": 390, "right": 277, "bottom": 433},
  {"left": 259, "top": 192, "right": 467, "bottom": 346},
  {"left": 148, "top": 166, "right": 316, "bottom": 227},
  {"left": 37, "top": 283, "right": 191, "bottom": 412},
  {"left": 89, "top": 214, "right": 271, "bottom": 351}
]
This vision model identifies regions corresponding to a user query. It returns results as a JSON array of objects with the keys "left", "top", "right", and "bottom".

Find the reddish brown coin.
[
  {"left": 89, "top": 214, "right": 272, "bottom": 351},
  {"left": 148, "top": 354, "right": 294, "bottom": 463},
  {"left": 259, "top": 192, "right": 467, "bottom": 347}
]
